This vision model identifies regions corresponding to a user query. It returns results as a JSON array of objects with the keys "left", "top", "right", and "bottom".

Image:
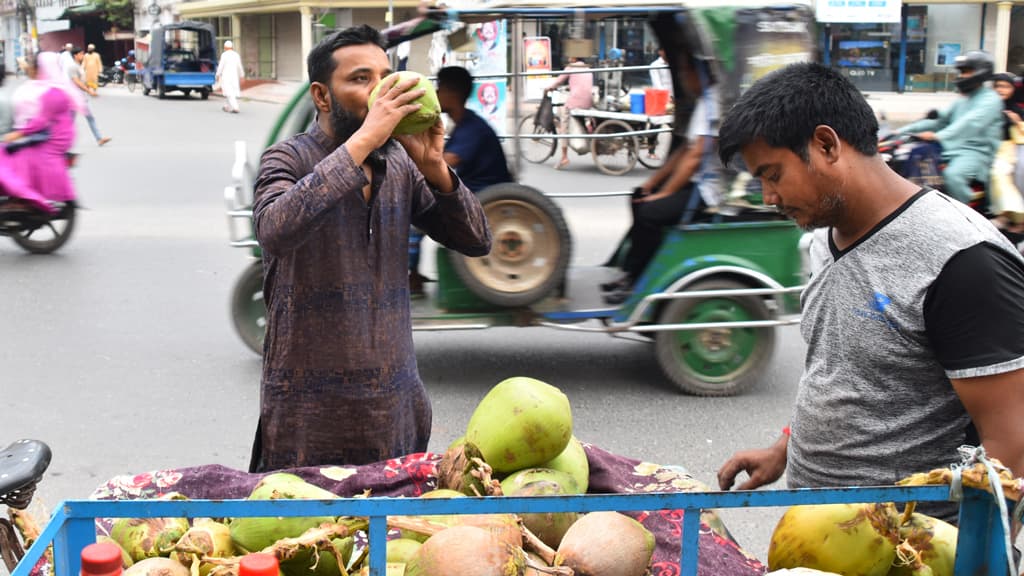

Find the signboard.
[
  {"left": 936, "top": 42, "right": 961, "bottom": 67},
  {"left": 465, "top": 20, "right": 508, "bottom": 133},
  {"left": 523, "top": 36, "right": 552, "bottom": 101},
  {"left": 816, "top": 0, "right": 902, "bottom": 24}
]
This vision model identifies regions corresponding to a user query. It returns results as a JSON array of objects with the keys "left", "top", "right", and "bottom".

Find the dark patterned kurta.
[{"left": 250, "top": 122, "right": 491, "bottom": 471}]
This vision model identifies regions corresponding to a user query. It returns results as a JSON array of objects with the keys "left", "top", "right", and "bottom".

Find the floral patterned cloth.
[{"left": 82, "top": 444, "right": 766, "bottom": 576}]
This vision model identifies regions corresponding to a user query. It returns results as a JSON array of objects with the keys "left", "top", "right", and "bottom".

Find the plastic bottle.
[
  {"left": 239, "top": 553, "right": 279, "bottom": 576},
  {"left": 80, "top": 542, "right": 123, "bottom": 576}
]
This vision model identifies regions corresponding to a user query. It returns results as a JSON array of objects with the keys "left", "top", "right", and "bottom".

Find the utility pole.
[{"left": 16, "top": 0, "right": 37, "bottom": 56}]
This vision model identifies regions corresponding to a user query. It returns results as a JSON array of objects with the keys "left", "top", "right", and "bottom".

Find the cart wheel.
[
  {"left": 231, "top": 261, "right": 267, "bottom": 356},
  {"left": 590, "top": 119, "right": 638, "bottom": 176},
  {"left": 517, "top": 114, "right": 558, "bottom": 164},
  {"left": 655, "top": 279, "right": 775, "bottom": 396},
  {"left": 200, "top": 88, "right": 210, "bottom": 100},
  {"left": 450, "top": 183, "right": 571, "bottom": 307},
  {"left": 182, "top": 89, "right": 191, "bottom": 98},
  {"left": 11, "top": 202, "right": 76, "bottom": 255},
  {"left": 637, "top": 127, "right": 673, "bottom": 170},
  {"left": 157, "top": 79, "right": 166, "bottom": 99}
]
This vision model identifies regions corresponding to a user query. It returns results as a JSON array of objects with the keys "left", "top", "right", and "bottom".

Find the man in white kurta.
[{"left": 216, "top": 40, "right": 245, "bottom": 113}]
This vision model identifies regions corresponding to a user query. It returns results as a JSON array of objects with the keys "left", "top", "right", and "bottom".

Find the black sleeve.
[{"left": 924, "top": 242, "right": 1024, "bottom": 373}]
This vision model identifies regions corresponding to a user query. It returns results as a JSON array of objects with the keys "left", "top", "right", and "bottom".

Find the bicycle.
[
  {"left": 0, "top": 440, "right": 51, "bottom": 573},
  {"left": 518, "top": 90, "right": 671, "bottom": 175}
]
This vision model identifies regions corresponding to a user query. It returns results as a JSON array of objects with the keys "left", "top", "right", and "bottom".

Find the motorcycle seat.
[{"left": 0, "top": 440, "right": 51, "bottom": 510}]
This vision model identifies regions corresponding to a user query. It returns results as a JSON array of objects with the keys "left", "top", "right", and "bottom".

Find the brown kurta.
[{"left": 250, "top": 122, "right": 491, "bottom": 471}]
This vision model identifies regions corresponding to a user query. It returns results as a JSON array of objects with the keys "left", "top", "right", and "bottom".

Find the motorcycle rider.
[{"left": 899, "top": 50, "right": 1003, "bottom": 203}]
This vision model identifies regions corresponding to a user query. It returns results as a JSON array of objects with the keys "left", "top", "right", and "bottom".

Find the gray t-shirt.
[{"left": 788, "top": 189, "right": 1024, "bottom": 520}]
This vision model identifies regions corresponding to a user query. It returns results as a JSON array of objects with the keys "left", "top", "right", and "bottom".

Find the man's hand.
[
  {"left": 717, "top": 436, "right": 788, "bottom": 491},
  {"left": 395, "top": 118, "right": 454, "bottom": 194},
  {"left": 3, "top": 131, "right": 23, "bottom": 143},
  {"left": 915, "top": 131, "right": 938, "bottom": 141},
  {"left": 1005, "top": 110, "right": 1022, "bottom": 125}
]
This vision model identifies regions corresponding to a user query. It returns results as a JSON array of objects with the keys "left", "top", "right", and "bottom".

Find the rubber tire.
[
  {"left": 654, "top": 278, "right": 776, "bottom": 396},
  {"left": 182, "top": 89, "right": 191, "bottom": 98},
  {"left": 449, "top": 183, "right": 571, "bottom": 308},
  {"left": 97, "top": 77, "right": 109, "bottom": 88},
  {"left": 590, "top": 118, "right": 638, "bottom": 176},
  {"left": 200, "top": 88, "right": 210, "bottom": 100},
  {"left": 517, "top": 113, "right": 557, "bottom": 164},
  {"left": 231, "top": 260, "right": 267, "bottom": 356},
  {"left": 11, "top": 202, "right": 76, "bottom": 254},
  {"left": 157, "top": 78, "right": 166, "bottom": 99},
  {"left": 637, "top": 128, "right": 673, "bottom": 169}
]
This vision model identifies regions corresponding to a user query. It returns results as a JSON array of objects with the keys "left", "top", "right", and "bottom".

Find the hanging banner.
[
  {"left": 815, "top": 0, "right": 902, "bottom": 24},
  {"left": 523, "top": 36, "right": 552, "bottom": 102},
  {"left": 466, "top": 20, "right": 508, "bottom": 133}
]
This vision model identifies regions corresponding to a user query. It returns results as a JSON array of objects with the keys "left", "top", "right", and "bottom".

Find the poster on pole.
[
  {"left": 815, "top": 0, "right": 902, "bottom": 24},
  {"left": 523, "top": 36, "right": 552, "bottom": 102},
  {"left": 466, "top": 20, "right": 508, "bottom": 133},
  {"left": 936, "top": 42, "right": 961, "bottom": 67}
]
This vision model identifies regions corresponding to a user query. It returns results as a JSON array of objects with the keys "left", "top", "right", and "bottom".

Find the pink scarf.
[{"left": 12, "top": 51, "right": 86, "bottom": 128}]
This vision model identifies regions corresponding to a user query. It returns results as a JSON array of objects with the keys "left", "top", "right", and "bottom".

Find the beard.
[{"left": 328, "top": 91, "right": 364, "bottom": 145}]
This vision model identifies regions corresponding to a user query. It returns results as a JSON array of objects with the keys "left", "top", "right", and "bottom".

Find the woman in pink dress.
[{"left": 0, "top": 51, "right": 81, "bottom": 213}]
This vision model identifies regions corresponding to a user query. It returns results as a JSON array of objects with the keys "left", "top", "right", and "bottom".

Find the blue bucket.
[{"left": 630, "top": 93, "right": 645, "bottom": 114}]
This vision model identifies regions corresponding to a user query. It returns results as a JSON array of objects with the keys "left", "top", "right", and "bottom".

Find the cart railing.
[{"left": 12, "top": 485, "right": 1017, "bottom": 576}]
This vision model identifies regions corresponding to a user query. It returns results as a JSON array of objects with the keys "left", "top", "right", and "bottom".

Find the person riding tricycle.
[{"left": 224, "top": 1, "right": 817, "bottom": 396}]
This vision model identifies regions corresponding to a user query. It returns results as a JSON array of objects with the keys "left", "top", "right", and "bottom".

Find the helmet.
[{"left": 953, "top": 50, "right": 994, "bottom": 94}]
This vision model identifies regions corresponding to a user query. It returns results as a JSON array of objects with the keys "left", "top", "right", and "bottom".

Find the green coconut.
[
  {"left": 97, "top": 536, "right": 134, "bottom": 569},
  {"left": 465, "top": 377, "right": 573, "bottom": 474},
  {"left": 538, "top": 436, "right": 589, "bottom": 494},
  {"left": 169, "top": 519, "right": 234, "bottom": 575},
  {"left": 230, "top": 473, "right": 337, "bottom": 553},
  {"left": 500, "top": 468, "right": 581, "bottom": 496},
  {"left": 386, "top": 538, "right": 422, "bottom": 564},
  {"left": 279, "top": 537, "right": 353, "bottom": 576},
  {"left": 503, "top": 480, "right": 580, "bottom": 549},
  {"left": 554, "top": 511, "right": 655, "bottom": 576},
  {"left": 405, "top": 525, "right": 525, "bottom": 576},
  {"left": 395, "top": 489, "right": 467, "bottom": 543},
  {"left": 356, "top": 564, "right": 406, "bottom": 576},
  {"left": 367, "top": 71, "right": 440, "bottom": 135},
  {"left": 110, "top": 517, "right": 191, "bottom": 562},
  {"left": 768, "top": 503, "right": 900, "bottom": 576},
  {"left": 889, "top": 513, "right": 958, "bottom": 576}
]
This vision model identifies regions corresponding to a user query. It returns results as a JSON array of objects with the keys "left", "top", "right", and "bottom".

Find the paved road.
[{"left": 1, "top": 85, "right": 806, "bottom": 562}]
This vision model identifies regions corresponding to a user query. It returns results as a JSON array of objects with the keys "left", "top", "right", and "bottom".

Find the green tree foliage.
[{"left": 93, "top": 0, "right": 135, "bottom": 30}]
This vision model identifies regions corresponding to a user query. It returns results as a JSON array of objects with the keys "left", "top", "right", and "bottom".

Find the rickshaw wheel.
[
  {"left": 157, "top": 79, "right": 167, "bottom": 99},
  {"left": 200, "top": 88, "right": 210, "bottom": 100},
  {"left": 517, "top": 114, "right": 557, "bottom": 164},
  {"left": 231, "top": 260, "right": 267, "bottom": 356},
  {"left": 655, "top": 279, "right": 775, "bottom": 396},
  {"left": 637, "top": 129, "right": 673, "bottom": 170},
  {"left": 590, "top": 119, "right": 638, "bottom": 176},
  {"left": 450, "top": 183, "right": 571, "bottom": 307},
  {"left": 11, "top": 202, "right": 76, "bottom": 254}
]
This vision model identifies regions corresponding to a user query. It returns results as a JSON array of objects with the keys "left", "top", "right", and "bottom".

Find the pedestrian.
[
  {"left": 216, "top": 40, "right": 244, "bottom": 114},
  {"left": 544, "top": 56, "right": 593, "bottom": 169},
  {"left": 67, "top": 47, "right": 111, "bottom": 146},
  {"left": 83, "top": 43, "right": 103, "bottom": 90},
  {"left": 248, "top": 25, "right": 491, "bottom": 471},
  {"left": 58, "top": 43, "right": 74, "bottom": 74},
  {"left": 714, "top": 62, "right": 1024, "bottom": 523},
  {"left": 602, "top": 57, "right": 722, "bottom": 304},
  {"left": 648, "top": 48, "right": 673, "bottom": 98}
]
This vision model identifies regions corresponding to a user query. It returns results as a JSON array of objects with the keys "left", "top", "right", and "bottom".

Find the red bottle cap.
[
  {"left": 239, "top": 553, "right": 279, "bottom": 576},
  {"left": 80, "top": 542, "right": 123, "bottom": 576}
]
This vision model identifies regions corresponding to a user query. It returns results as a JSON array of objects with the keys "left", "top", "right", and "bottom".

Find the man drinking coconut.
[{"left": 249, "top": 25, "right": 491, "bottom": 471}]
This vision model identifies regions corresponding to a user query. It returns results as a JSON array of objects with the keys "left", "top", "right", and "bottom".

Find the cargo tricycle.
[
  {"left": 138, "top": 21, "right": 217, "bottom": 100},
  {"left": 3, "top": 438, "right": 1022, "bottom": 576},
  {"left": 224, "top": 1, "right": 818, "bottom": 396}
]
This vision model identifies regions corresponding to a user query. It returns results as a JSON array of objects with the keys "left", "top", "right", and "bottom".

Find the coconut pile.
[{"left": 100, "top": 377, "right": 656, "bottom": 576}]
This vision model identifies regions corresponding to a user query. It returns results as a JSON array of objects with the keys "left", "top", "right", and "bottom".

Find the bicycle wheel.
[
  {"left": 126, "top": 74, "right": 137, "bottom": 93},
  {"left": 637, "top": 126, "right": 673, "bottom": 169},
  {"left": 517, "top": 114, "right": 557, "bottom": 164},
  {"left": 590, "top": 119, "right": 638, "bottom": 176}
]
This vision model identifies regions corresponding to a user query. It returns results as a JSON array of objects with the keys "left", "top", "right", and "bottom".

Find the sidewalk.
[{"left": 233, "top": 80, "right": 962, "bottom": 126}]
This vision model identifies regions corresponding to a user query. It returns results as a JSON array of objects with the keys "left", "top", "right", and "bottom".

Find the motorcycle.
[
  {"left": 0, "top": 153, "right": 78, "bottom": 254},
  {"left": 98, "top": 63, "right": 124, "bottom": 87}
]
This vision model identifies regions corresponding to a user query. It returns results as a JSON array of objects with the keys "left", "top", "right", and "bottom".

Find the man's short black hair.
[
  {"left": 307, "top": 25, "right": 386, "bottom": 85},
  {"left": 437, "top": 66, "right": 473, "bottom": 102},
  {"left": 70, "top": 47, "right": 83, "bottom": 57},
  {"left": 718, "top": 62, "right": 878, "bottom": 167}
]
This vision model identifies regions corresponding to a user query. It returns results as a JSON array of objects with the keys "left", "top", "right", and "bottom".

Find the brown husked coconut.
[
  {"left": 123, "top": 557, "right": 191, "bottom": 576},
  {"left": 405, "top": 525, "right": 526, "bottom": 576},
  {"left": 554, "top": 511, "right": 654, "bottom": 576}
]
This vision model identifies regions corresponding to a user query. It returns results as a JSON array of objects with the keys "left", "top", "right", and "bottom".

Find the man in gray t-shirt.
[
  {"left": 67, "top": 47, "right": 110, "bottom": 146},
  {"left": 714, "top": 63, "right": 1024, "bottom": 523}
]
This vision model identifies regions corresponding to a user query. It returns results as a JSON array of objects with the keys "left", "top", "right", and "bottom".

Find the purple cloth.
[{"left": 84, "top": 444, "right": 766, "bottom": 576}]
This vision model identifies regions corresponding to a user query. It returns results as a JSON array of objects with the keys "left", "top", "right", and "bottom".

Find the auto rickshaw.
[
  {"left": 140, "top": 21, "right": 217, "bottom": 99},
  {"left": 224, "top": 1, "right": 818, "bottom": 396}
]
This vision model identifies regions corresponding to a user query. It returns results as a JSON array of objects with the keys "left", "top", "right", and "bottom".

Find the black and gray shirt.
[{"left": 789, "top": 189, "right": 1024, "bottom": 519}]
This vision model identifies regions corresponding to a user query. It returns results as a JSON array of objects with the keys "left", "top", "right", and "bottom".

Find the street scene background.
[{"left": 0, "top": 82, "right": 973, "bottom": 564}]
